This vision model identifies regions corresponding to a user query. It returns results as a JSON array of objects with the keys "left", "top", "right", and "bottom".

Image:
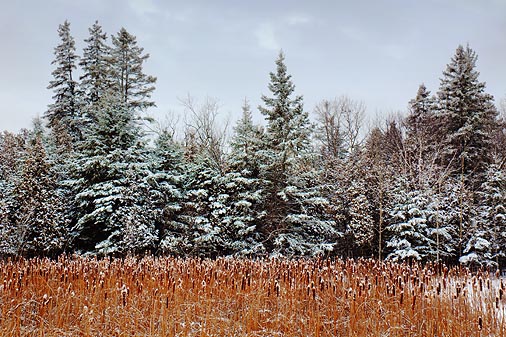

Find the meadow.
[{"left": 0, "top": 256, "right": 505, "bottom": 336}]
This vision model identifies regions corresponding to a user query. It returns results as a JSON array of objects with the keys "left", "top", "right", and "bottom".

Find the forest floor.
[{"left": 0, "top": 256, "right": 505, "bottom": 336}]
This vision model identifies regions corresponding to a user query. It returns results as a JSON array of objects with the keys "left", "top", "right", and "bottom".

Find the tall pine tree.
[
  {"left": 80, "top": 21, "right": 113, "bottom": 108},
  {"left": 436, "top": 45, "right": 498, "bottom": 181},
  {"left": 257, "top": 51, "right": 338, "bottom": 256},
  {"left": 110, "top": 28, "right": 157, "bottom": 112},
  {"left": 46, "top": 20, "right": 82, "bottom": 143}
]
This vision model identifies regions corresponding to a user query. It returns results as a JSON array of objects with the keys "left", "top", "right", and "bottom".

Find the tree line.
[{"left": 1, "top": 21, "right": 505, "bottom": 268}]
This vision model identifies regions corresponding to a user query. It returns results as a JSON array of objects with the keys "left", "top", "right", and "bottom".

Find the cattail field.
[{"left": 0, "top": 256, "right": 505, "bottom": 336}]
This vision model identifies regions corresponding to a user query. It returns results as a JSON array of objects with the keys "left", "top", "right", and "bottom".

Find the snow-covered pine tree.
[
  {"left": 428, "top": 177, "right": 466, "bottom": 264},
  {"left": 257, "top": 51, "right": 338, "bottom": 257},
  {"left": 80, "top": 21, "right": 113, "bottom": 108},
  {"left": 460, "top": 164, "right": 506, "bottom": 268},
  {"left": 229, "top": 99, "right": 264, "bottom": 176},
  {"left": 45, "top": 20, "right": 82, "bottom": 143},
  {"left": 435, "top": 45, "right": 498, "bottom": 182},
  {"left": 150, "top": 129, "right": 188, "bottom": 255},
  {"left": 110, "top": 28, "right": 156, "bottom": 112},
  {"left": 215, "top": 170, "right": 266, "bottom": 256},
  {"left": 385, "top": 177, "right": 435, "bottom": 262},
  {"left": 406, "top": 84, "right": 435, "bottom": 141},
  {"left": 178, "top": 157, "right": 224, "bottom": 257},
  {"left": 9, "top": 136, "right": 70, "bottom": 257},
  {"left": 177, "top": 155, "right": 266, "bottom": 258},
  {"left": 215, "top": 100, "right": 267, "bottom": 256},
  {"left": 72, "top": 93, "right": 156, "bottom": 255}
]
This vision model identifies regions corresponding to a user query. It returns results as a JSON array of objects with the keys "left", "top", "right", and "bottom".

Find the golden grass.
[{"left": 0, "top": 256, "right": 505, "bottom": 336}]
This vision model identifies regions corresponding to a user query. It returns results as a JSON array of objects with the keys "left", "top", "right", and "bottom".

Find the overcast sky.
[{"left": 1, "top": 0, "right": 505, "bottom": 133}]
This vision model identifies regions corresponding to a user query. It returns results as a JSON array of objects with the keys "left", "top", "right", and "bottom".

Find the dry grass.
[{"left": 0, "top": 256, "right": 505, "bottom": 336}]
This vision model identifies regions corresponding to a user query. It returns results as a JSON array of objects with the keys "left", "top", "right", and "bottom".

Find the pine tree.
[
  {"left": 429, "top": 177, "right": 466, "bottom": 264},
  {"left": 110, "top": 28, "right": 156, "bottom": 112},
  {"left": 73, "top": 94, "right": 156, "bottom": 255},
  {"left": 436, "top": 45, "right": 498, "bottom": 181},
  {"left": 178, "top": 156, "right": 266, "bottom": 258},
  {"left": 151, "top": 130, "right": 187, "bottom": 255},
  {"left": 10, "top": 137, "right": 70, "bottom": 256},
  {"left": 46, "top": 20, "right": 82, "bottom": 142},
  {"left": 216, "top": 171, "right": 266, "bottom": 256},
  {"left": 80, "top": 21, "right": 113, "bottom": 108},
  {"left": 178, "top": 157, "right": 223, "bottom": 257},
  {"left": 386, "top": 178, "right": 436, "bottom": 262},
  {"left": 406, "top": 84, "right": 435, "bottom": 140},
  {"left": 461, "top": 164, "right": 506, "bottom": 267},
  {"left": 258, "top": 51, "right": 310, "bottom": 182},
  {"left": 257, "top": 51, "right": 338, "bottom": 256},
  {"left": 229, "top": 99, "right": 264, "bottom": 175},
  {"left": 0, "top": 181, "right": 15, "bottom": 257}
]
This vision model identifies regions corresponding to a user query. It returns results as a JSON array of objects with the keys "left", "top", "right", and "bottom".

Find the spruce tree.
[
  {"left": 46, "top": 20, "right": 82, "bottom": 142},
  {"left": 386, "top": 178, "right": 436, "bottom": 262},
  {"left": 73, "top": 94, "right": 156, "bottom": 254},
  {"left": 229, "top": 99, "right": 264, "bottom": 175},
  {"left": 436, "top": 45, "right": 498, "bottom": 180},
  {"left": 257, "top": 51, "right": 338, "bottom": 256},
  {"left": 110, "top": 28, "right": 156, "bottom": 112},
  {"left": 178, "top": 157, "right": 223, "bottom": 257},
  {"left": 150, "top": 130, "right": 188, "bottom": 255},
  {"left": 461, "top": 164, "right": 506, "bottom": 267}
]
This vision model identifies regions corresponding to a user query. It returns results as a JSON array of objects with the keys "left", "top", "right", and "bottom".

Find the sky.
[{"left": 1, "top": 0, "right": 505, "bottom": 133}]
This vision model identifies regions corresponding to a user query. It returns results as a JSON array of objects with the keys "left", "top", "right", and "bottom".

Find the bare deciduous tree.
[
  {"left": 180, "top": 95, "right": 229, "bottom": 172},
  {"left": 314, "top": 96, "right": 366, "bottom": 159}
]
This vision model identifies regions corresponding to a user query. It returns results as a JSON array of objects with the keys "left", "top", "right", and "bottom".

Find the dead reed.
[{"left": 0, "top": 256, "right": 504, "bottom": 336}]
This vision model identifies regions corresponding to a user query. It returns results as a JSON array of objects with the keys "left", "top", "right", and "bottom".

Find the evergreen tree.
[
  {"left": 229, "top": 99, "right": 264, "bottom": 175},
  {"left": 406, "top": 84, "right": 435, "bottom": 140},
  {"left": 257, "top": 51, "right": 338, "bottom": 256},
  {"left": 150, "top": 130, "right": 187, "bottom": 255},
  {"left": 435, "top": 45, "right": 498, "bottom": 181},
  {"left": 178, "top": 157, "right": 223, "bottom": 257},
  {"left": 10, "top": 137, "right": 70, "bottom": 256},
  {"left": 386, "top": 178, "right": 436, "bottom": 262},
  {"left": 428, "top": 178, "right": 465, "bottom": 264},
  {"left": 178, "top": 157, "right": 266, "bottom": 258},
  {"left": 72, "top": 94, "right": 156, "bottom": 255},
  {"left": 80, "top": 21, "right": 113, "bottom": 107},
  {"left": 110, "top": 28, "right": 156, "bottom": 112},
  {"left": 46, "top": 20, "right": 82, "bottom": 142},
  {"left": 461, "top": 164, "right": 506, "bottom": 267}
]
